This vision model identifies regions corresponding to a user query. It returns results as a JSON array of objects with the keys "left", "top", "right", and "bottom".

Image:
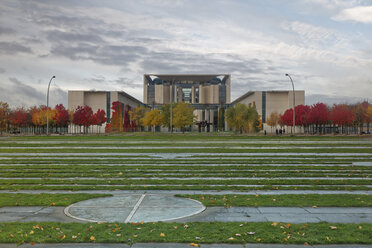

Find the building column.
[{"left": 191, "top": 86, "right": 196, "bottom": 103}]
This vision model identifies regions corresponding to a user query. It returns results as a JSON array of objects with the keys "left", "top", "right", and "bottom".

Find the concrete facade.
[
  {"left": 68, "top": 91, "right": 143, "bottom": 132},
  {"left": 68, "top": 76, "right": 305, "bottom": 133},
  {"left": 232, "top": 90, "right": 305, "bottom": 132},
  {"left": 144, "top": 74, "right": 231, "bottom": 131}
]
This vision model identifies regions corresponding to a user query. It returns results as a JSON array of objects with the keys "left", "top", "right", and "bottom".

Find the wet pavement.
[{"left": 1, "top": 194, "right": 371, "bottom": 224}]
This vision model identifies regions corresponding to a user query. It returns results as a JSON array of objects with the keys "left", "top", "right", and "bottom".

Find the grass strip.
[
  {"left": 178, "top": 194, "right": 372, "bottom": 207},
  {"left": 0, "top": 193, "right": 111, "bottom": 207},
  {"left": 0, "top": 222, "right": 370, "bottom": 245}
]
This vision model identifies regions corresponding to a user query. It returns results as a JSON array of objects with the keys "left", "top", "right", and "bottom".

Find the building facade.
[
  {"left": 232, "top": 90, "right": 305, "bottom": 132},
  {"left": 68, "top": 91, "right": 143, "bottom": 132},
  {"left": 68, "top": 76, "right": 305, "bottom": 133},
  {"left": 144, "top": 74, "right": 231, "bottom": 131}
]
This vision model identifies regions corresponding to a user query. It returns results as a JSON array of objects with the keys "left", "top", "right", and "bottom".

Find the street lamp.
[
  {"left": 285, "top": 74, "right": 295, "bottom": 134},
  {"left": 46, "top": 76, "right": 56, "bottom": 135}
]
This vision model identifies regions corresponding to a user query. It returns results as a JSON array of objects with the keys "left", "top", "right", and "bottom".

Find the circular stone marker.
[{"left": 64, "top": 194, "right": 205, "bottom": 223}]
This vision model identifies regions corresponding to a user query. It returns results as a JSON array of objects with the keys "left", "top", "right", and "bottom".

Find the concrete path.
[
  {"left": 1, "top": 190, "right": 371, "bottom": 195},
  {"left": 0, "top": 243, "right": 371, "bottom": 247},
  {"left": 1, "top": 194, "right": 372, "bottom": 223}
]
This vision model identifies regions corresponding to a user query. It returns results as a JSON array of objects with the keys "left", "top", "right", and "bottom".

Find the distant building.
[
  {"left": 232, "top": 90, "right": 305, "bottom": 131},
  {"left": 68, "top": 91, "right": 143, "bottom": 132},
  {"left": 144, "top": 74, "right": 231, "bottom": 131},
  {"left": 68, "top": 75, "right": 305, "bottom": 133}
]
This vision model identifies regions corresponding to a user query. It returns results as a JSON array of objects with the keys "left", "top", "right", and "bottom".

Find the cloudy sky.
[{"left": 0, "top": 0, "right": 371, "bottom": 108}]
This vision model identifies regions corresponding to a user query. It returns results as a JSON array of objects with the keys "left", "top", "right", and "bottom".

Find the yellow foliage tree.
[
  {"left": 266, "top": 112, "right": 280, "bottom": 133},
  {"left": 129, "top": 106, "right": 149, "bottom": 131},
  {"left": 0, "top": 101, "right": 10, "bottom": 134},
  {"left": 172, "top": 102, "right": 195, "bottom": 132},
  {"left": 142, "top": 109, "right": 163, "bottom": 132}
]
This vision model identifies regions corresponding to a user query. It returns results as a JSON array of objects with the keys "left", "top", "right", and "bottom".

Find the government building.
[{"left": 68, "top": 74, "right": 304, "bottom": 132}]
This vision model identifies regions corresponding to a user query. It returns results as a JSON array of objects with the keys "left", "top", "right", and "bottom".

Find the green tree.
[
  {"left": 172, "top": 102, "right": 195, "bottom": 133},
  {"left": 142, "top": 109, "right": 163, "bottom": 132},
  {"left": 160, "top": 104, "right": 171, "bottom": 130},
  {"left": 225, "top": 103, "right": 260, "bottom": 133}
]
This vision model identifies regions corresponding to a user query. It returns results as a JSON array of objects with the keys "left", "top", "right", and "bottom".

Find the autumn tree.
[
  {"left": 142, "top": 109, "right": 162, "bottom": 132},
  {"left": 73, "top": 105, "right": 94, "bottom": 133},
  {"left": 295, "top": 105, "right": 310, "bottom": 133},
  {"left": 129, "top": 106, "right": 149, "bottom": 131},
  {"left": 367, "top": 104, "right": 372, "bottom": 133},
  {"left": 110, "top": 101, "right": 123, "bottom": 132},
  {"left": 353, "top": 102, "right": 368, "bottom": 134},
  {"left": 94, "top": 109, "right": 106, "bottom": 133},
  {"left": 160, "top": 104, "right": 171, "bottom": 131},
  {"left": 0, "top": 101, "right": 10, "bottom": 134},
  {"left": 53, "top": 104, "right": 70, "bottom": 132},
  {"left": 225, "top": 103, "right": 260, "bottom": 133},
  {"left": 307, "top": 103, "right": 329, "bottom": 134},
  {"left": 172, "top": 102, "right": 195, "bottom": 133},
  {"left": 9, "top": 108, "right": 28, "bottom": 131},
  {"left": 266, "top": 112, "right": 279, "bottom": 133},
  {"left": 330, "top": 104, "right": 354, "bottom": 134}
]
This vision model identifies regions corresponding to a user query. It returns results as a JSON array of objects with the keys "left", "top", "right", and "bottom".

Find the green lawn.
[
  {"left": 179, "top": 194, "right": 372, "bottom": 207},
  {"left": 0, "top": 222, "right": 371, "bottom": 245},
  {"left": 0, "top": 193, "right": 111, "bottom": 207}
]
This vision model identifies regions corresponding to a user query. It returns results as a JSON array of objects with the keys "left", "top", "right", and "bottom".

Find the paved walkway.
[
  {"left": 1, "top": 190, "right": 372, "bottom": 195},
  {"left": 1, "top": 194, "right": 371, "bottom": 223}
]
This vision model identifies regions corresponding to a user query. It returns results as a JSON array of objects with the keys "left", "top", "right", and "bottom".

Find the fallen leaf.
[
  {"left": 90, "top": 236, "right": 95, "bottom": 241},
  {"left": 312, "top": 205, "right": 318, "bottom": 208},
  {"left": 271, "top": 222, "right": 278, "bottom": 227},
  {"left": 257, "top": 238, "right": 262, "bottom": 242},
  {"left": 329, "top": 226, "right": 337, "bottom": 230},
  {"left": 29, "top": 230, "right": 34, "bottom": 235},
  {"left": 247, "top": 232, "right": 255, "bottom": 235},
  {"left": 72, "top": 235, "right": 77, "bottom": 239},
  {"left": 189, "top": 243, "right": 199, "bottom": 247},
  {"left": 160, "top": 233, "right": 165, "bottom": 237},
  {"left": 228, "top": 237, "right": 235, "bottom": 240},
  {"left": 116, "top": 234, "right": 121, "bottom": 237},
  {"left": 235, "top": 233, "right": 241, "bottom": 237}
]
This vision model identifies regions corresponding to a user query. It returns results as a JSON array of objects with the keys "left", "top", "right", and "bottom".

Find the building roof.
[{"left": 144, "top": 74, "right": 230, "bottom": 82}]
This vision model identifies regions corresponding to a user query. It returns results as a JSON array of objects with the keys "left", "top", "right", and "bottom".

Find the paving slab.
[{"left": 65, "top": 194, "right": 205, "bottom": 223}]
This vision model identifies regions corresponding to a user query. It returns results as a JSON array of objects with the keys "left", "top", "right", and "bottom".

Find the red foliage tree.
[
  {"left": 9, "top": 108, "right": 28, "bottom": 129},
  {"left": 93, "top": 109, "right": 106, "bottom": 133},
  {"left": 73, "top": 105, "right": 94, "bottom": 133},
  {"left": 281, "top": 108, "right": 293, "bottom": 127},
  {"left": 53, "top": 104, "right": 70, "bottom": 127},
  {"left": 307, "top": 103, "right": 329, "bottom": 134},
  {"left": 330, "top": 104, "right": 354, "bottom": 134}
]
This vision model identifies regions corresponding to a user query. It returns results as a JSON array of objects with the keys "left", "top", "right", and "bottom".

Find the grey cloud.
[
  {"left": 114, "top": 77, "right": 141, "bottom": 88},
  {"left": 0, "top": 68, "right": 5, "bottom": 73},
  {"left": 9, "top": 77, "right": 45, "bottom": 103},
  {"left": 306, "top": 94, "right": 368, "bottom": 106},
  {"left": 0, "top": 41, "right": 33, "bottom": 55},
  {"left": 50, "top": 42, "right": 147, "bottom": 66},
  {"left": 0, "top": 26, "right": 15, "bottom": 35},
  {"left": 46, "top": 30, "right": 104, "bottom": 44},
  {"left": 0, "top": 77, "right": 67, "bottom": 107}
]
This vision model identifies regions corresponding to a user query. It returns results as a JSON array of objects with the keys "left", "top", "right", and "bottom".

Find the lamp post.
[
  {"left": 46, "top": 76, "right": 56, "bottom": 135},
  {"left": 170, "top": 78, "right": 175, "bottom": 134},
  {"left": 285, "top": 74, "right": 295, "bottom": 134}
]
